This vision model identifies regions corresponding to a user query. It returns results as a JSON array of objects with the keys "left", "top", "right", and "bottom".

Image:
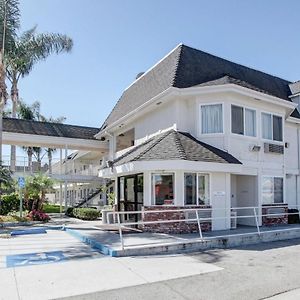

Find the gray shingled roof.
[
  {"left": 100, "top": 44, "right": 292, "bottom": 130},
  {"left": 3, "top": 118, "right": 99, "bottom": 140},
  {"left": 111, "top": 130, "right": 241, "bottom": 166}
]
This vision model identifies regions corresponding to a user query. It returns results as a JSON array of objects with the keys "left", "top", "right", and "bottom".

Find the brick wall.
[
  {"left": 141, "top": 206, "right": 212, "bottom": 234},
  {"left": 262, "top": 204, "right": 288, "bottom": 226}
]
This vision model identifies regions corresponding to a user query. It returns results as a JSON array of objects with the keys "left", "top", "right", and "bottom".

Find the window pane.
[
  {"left": 274, "top": 177, "right": 283, "bottom": 203},
  {"left": 152, "top": 174, "right": 174, "bottom": 205},
  {"left": 262, "top": 177, "right": 273, "bottom": 204},
  {"left": 184, "top": 173, "right": 197, "bottom": 205},
  {"left": 273, "top": 116, "right": 283, "bottom": 141},
  {"left": 201, "top": 104, "right": 223, "bottom": 134},
  {"left": 262, "top": 113, "right": 272, "bottom": 140},
  {"left": 245, "top": 109, "right": 256, "bottom": 136},
  {"left": 198, "top": 174, "right": 210, "bottom": 205},
  {"left": 231, "top": 105, "right": 244, "bottom": 135}
]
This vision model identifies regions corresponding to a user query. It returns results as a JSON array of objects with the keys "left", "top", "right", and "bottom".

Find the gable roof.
[
  {"left": 3, "top": 118, "right": 99, "bottom": 140},
  {"left": 110, "top": 130, "right": 241, "bottom": 166},
  {"left": 100, "top": 44, "right": 292, "bottom": 131}
]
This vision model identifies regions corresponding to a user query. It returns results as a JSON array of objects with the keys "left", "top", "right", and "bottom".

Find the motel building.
[
  {"left": 3, "top": 44, "right": 300, "bottom": 234},
  {"left": 98, "top": 44, "right": 300, "bottom": 233}
]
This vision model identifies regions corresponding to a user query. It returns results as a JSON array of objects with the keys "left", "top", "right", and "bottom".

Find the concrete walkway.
[{"left": 0, "top": 229, "right": 221, "bottom": 300}]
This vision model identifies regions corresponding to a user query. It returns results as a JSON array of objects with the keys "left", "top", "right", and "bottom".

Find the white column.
[
  {"left": 143, "top": 171, "right": 151, "bottom": 206},
  {"left": 175, "top": 171, "right": 184, "bottom": 206}
]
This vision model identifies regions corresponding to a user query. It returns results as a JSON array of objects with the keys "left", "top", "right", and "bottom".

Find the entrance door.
[{"left": 118, "top": 174, "right": 143, "bottom": 222}]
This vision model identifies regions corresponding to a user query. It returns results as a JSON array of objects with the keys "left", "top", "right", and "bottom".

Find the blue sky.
[{"left": 13, "top": 0, "right": 300, "bottom": 129}]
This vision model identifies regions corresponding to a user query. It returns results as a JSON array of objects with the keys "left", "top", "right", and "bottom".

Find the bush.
[
  {"left": 27, "top": 210, "right": 50, "bottom": 222},
  {"left": 72, "top": 208, "right": 100, "bottom": 220},
  {"left": 0, "top": 193, "right": 21, "bottom": 215},
  {"left": 43, "top": 204, "right": 61, "bottom": 213}
]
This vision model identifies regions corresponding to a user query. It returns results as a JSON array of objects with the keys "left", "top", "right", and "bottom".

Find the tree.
[
  {"left": 0, "top": 0, "right": 20, "bottom": 165},
  {"left": 5, "top": 27, "right": 73, "bottom": 170},
  {"left": 39, "top": 115, "right": 66, "bottom": 174},
  {"left": 17, "top": 100, "right": 40, "bottom": 172},
  {"left": 24, "top": 174, "right": 54, "bottom": 211}
]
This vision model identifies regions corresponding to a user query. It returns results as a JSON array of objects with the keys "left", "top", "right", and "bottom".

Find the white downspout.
[{"left": 297, "top": 128, "right": 300, "bottom": 208}]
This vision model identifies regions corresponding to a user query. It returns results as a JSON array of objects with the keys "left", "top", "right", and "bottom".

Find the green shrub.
[
  {"left": 43, "top": 204, "right": 61, "bottom": 213},
  {"left": 0, "top": 193, "right": 21, "bottom": 215},
  {"left": 72, "top": 208, "right": 100, "bottom": 220}
]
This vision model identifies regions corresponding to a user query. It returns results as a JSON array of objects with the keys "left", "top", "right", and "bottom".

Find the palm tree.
[
  {"left": 5, "top": 27, "right": 73, "bottom": 170},
  {"left": 0, "top": 0, "right": 20, "bottom": 165},
  {"left": 39, "top": 115, "right": 66, "bottom": 174},
  {"left": 18, "top": 101, "right": 40, "bottom": 172}
]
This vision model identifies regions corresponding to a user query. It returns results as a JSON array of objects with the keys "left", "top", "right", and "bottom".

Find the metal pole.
[
  {"left": 59, "top": 148, "right": 63, "bottom": 215},
  {"left": 117, "top": 213, "right": 124, "bottom": 250},
  {"left": 64, "top": 145, "right": 68, "bottom": 212},
  {"left": 19, "top": 188, "right": 23, "bottom": 217},
  {"left": 253, "top": 207, "right": 261, "bottom": 235},
  {"left": 196, "top": 209, "right": 203, "bottom": 241}
]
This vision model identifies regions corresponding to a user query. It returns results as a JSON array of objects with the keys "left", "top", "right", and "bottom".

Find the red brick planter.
[
  {"left": 262, "top": 204, "right": 288, "bottom": 226},
  {"left": 141, "top": 206, "right": 212, "bottom": 234}
]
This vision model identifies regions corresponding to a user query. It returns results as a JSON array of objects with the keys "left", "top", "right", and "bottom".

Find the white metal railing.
[
  {"left": 2, "top": 155, "right": 100, "bottom": 177},
  {"left": 107, "top": 205, "right": 300, "bottom": 251}
]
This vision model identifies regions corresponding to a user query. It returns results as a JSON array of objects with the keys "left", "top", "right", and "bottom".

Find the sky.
[
  {"left": 4, "top": 0, "right": 300, "bottom": 159},
  {"left": 11, "top": 0, "right": 300, "bottom": 130}
]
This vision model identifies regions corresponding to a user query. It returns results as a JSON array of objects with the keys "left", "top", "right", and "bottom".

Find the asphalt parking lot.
[{"left": 1, "top": 228, "right": 300, "bottom": 300}]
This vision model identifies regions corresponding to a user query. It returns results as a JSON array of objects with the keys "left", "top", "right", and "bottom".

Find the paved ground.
[
  {"left": 61, "top": 238, "right": 300, "bottom": 300},
  {"left": 2, "top": 217, "right": 300, "bottom": 299}
]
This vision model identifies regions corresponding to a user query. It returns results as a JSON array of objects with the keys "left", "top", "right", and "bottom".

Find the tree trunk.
[
  {"left": 10, "top": 80, "right": 18, "bottom": 171},
  {"left": 27, "top": 147, "right": 33, "bottom": 173},
  {"left": 48, "top": 150, "right": 52, "bottom": 175}
]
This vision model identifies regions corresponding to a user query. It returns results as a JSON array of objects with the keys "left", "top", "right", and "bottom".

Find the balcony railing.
[{"left": 2, "top": 155, "right": 100, "bottom": 177}]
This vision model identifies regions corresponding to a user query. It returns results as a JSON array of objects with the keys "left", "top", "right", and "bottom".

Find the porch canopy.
[
  {"left": 99, "top": 129, "right": 242, "bottom": 177},
  {"left": 2, "top": 117, "right": 108, "bottom": 152}
]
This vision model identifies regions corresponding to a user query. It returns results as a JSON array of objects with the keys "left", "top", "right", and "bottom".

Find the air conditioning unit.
[
  {"left": 231, "top": 211, "right": 237, "bottom": 229},
  {"left": 264, "top": 143, "right": 284, "bottom": 154}
]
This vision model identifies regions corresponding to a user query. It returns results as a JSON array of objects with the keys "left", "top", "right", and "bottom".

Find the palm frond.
[{"left": 0, "top": 0, "right": 20, "bottom": 52}]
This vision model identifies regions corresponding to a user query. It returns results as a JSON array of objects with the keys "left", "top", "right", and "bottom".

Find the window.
[
  {"left": 184, "top": 173, "right": 210, "bottom": 205},
  {"left": 201, "top": 104, "right": 223, "bottom": 134},
  {"left": 262, "top": 177, "right": 283, "bottom": 204},
  {"left": 152, "top": 173, "right": 174, "bottom": 205},
  {"left": 262, "top": 113, "right": 283, "bottom": 141},
  {"left": 231, "top": 105, "right": 256, "bottom": 137}
]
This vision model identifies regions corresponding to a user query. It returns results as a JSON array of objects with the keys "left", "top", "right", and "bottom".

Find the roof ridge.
[
  {"left": 173, "top": 131, "right": 187, "bottom": 160},
  {"left": 172, "top": 44, "right": 184, "bottom": 87}
]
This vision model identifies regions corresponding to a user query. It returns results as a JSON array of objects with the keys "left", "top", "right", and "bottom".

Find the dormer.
[{"left": 289, "top": 81, "right": 300, "bottom": 112}]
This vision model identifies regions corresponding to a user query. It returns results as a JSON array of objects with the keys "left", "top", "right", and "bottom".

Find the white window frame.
[
  {"left": 261, "top": 112, "right": 284, "bottom": 143},
  {"left": 262, "top": 176, "right": 284, "bottom": 205},
  {"left": 151, "top": 172, "right": 175, "bottom": 206},
  {"left": 230, "top": 104, "right": 257, "bottom": 137},
  {"left": 199, "top": 102, "right": 224, "bottom": 135},
  {"left": 184, "top": 172, "right": 211, "bottom": 206}
]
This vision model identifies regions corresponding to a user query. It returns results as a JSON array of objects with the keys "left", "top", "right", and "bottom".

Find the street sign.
[{"left": 18, "top": 177, "right": 25, "bottom": 189}]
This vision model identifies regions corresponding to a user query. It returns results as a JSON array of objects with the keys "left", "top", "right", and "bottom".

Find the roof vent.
[{"left": 136, "top": 72, "right": 145, "bottom": 80}]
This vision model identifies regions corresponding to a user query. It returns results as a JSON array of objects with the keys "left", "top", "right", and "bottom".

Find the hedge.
[
  {"left": 0, "top": 193, "right": 21, "bottom": 215},
  {"left": 67, "top": 207, "right": 100, "bottom": 220}
]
